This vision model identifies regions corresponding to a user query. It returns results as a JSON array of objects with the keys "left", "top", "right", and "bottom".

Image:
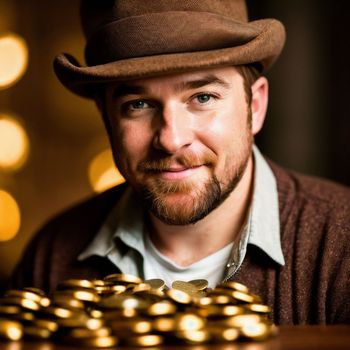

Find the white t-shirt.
[{"left": 143, "top": 233, "right": 234, "bottom": 288}]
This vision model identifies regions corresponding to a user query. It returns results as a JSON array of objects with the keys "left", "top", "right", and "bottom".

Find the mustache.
[{"left": 138, "top": 151, "right": 216, "bottom": 173}]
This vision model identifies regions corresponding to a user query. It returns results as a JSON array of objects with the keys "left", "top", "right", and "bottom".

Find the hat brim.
[{"left": 53, "top": 19, "right": 285, "bottom": 98}]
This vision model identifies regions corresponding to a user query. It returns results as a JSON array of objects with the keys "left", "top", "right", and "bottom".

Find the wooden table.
[{"left": 1, "top": 326, "right": 349, "bottom": 350}]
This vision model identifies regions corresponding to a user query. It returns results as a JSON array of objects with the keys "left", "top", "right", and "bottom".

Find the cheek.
[
  {"left": 197, "top": 108, "right": 247, "bottom": 154},
  {"left": 111, "top": 121, "right": 152, "bottom": 170}
]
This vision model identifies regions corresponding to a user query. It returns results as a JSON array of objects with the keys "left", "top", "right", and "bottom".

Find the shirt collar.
[
  {"left": 248, "top": 145, "right": 285, "bottom": 265},
  {"left": 77, "top": 187, "right": 145, "bottom": 261}
]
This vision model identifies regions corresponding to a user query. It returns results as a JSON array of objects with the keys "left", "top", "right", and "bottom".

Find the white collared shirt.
[{"left": 78, "top": 145, "right": 285, "bottom": 286}]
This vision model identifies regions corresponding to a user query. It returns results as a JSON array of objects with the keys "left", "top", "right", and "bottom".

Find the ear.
[{"left": 250, "top": 76, "right": 269, "bottom": 135}]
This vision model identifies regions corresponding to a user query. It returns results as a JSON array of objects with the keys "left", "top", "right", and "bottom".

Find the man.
[{"left": 11, "top": 0, "right": 350, "bottom": 324}]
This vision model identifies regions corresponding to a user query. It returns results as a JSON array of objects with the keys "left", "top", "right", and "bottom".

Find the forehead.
[{"left": 106, "top": 66, "right": 241, "bottom": 96}]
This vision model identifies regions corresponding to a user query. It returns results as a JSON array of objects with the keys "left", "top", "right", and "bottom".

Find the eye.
[
  {"left": 128, "top": 100, "right": 151, "bottom": 110},
  {"left": 192, "top": 93, "right": 220, "bottom": 107},
  {"left": 121, "top": 99, "right": 155, "bottom": 115},
  {"left": 196, "top": 94, "right": 212, "bottom": 104}
]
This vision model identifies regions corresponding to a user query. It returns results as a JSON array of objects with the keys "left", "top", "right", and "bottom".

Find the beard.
[
  {"left": 139, "top": 163, "right": 249, "bottom": 226},
  {"left": 135, "top": 128, "right": 253, "bottom": 226}
]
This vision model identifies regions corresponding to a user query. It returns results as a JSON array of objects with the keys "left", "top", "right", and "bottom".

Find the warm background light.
[
  {"left": 88, "top": 149, "right": 125, "bottom": 193},
  {"left": 0, "top": 115, "right": 30, "bottom": 171},
  {"left": 0, "top": 190, "right": 21, "bottom": 241},
  {"left": 0, "top": 33, "right": 28, "bottom": 89}
]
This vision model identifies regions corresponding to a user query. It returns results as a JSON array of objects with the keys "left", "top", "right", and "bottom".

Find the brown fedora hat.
[{"left": 54, "top": 0, "right": 286, "bottom": 98}]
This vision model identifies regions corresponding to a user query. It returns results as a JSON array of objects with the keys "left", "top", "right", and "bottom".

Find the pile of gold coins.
[{"left": 0, "top": 274, "right": 277, "bottom": 347}]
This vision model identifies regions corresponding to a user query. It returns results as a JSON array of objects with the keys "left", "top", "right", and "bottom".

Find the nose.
[{"left": 153, "top": 103, "right": 194, "bottom": 154}]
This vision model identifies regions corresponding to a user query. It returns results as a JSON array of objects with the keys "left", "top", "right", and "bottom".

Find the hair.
[{"left": 235, "top": 64, "right": 261, "bottom": 105}]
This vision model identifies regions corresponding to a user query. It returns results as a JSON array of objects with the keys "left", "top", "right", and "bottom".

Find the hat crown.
[
  {"left": 56, "top": 1, "right": 285, "bottom": 97},
  {"left": 81, "top": 0, "right": 248, "bottom": 40}
]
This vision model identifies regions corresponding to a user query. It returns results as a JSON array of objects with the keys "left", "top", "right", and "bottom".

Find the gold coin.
[
  {"left": 176, "top": 313, "right": 205, "bottom": 331},
  {"left": 110, "top": 319, "right": 152, "bottom": 334},
  {"left": 211, "top": 295, "right": 232, "bottom": 305},
  {"left": 198, "top": 305, "right": 244, "bottom": 318},
  {"left": 89, "top": 309, "right": 103, "bottom": 319},
  {"left": 133, "top": 288, "right": 165, "bottom": 302},
  {"left": 104, "top": 273, "right": 143, "bottom": 285},
  {"left": 0, "top": 305, "right": 21, "bottom": 315},
  {"left": 72, "top": 290, "right": 100, "bottom": 303},
  {"left": 33, "top": 319, "right": 59, "bottom": 332},
  {"left": 99, "top": 295, "right": 148, "bottom": 310},
  {"left": 69, "top": 326, "right": 111, "bottom": 338},
  {"left": 194, "top": 296, "right": 212, "bottom": 307},
  {"left": 129, "top": 320, "right": 153, "bottom": 334},
  {"left": 24, "top": 326, "right": 52, "bottom": 339},
  {"left": 172, "top": 280, "right": 199, "bottom": 297},
  {"left": 103, "top": 308, "right": 139, "bottom": 320},
  {"left": 246, "top": 303, "right": 271, "bottom": 314},
  {"left": 42, "top": 306, "right": 75, "bottom": 319},
  {"left": 86, "top": 318, "right": 105, "bottom": 330},
  {"left": 92, "top": 279, "right": 106, "bottom": 287},
  {"left": 110, "top": 285, "right": 127, "bottom": 294},
  {"left": 240, "top": 321, "right": 271, "bottom": 341},
  {"left": 39, "top": 297, "right": 51, "bottom": 307},
  {"left": 206, "top": 288, "right": 234, "bottom": 301},
  {"left": 218, "top": 281, "right": 249, "bottom": 293},
  {"left": 60, "top": 316, "right": 102, "bottom": 330},
  {"left": 144, "top": 278, "right": 165, "bottom": 290},
  {"left": 57, "top": 279, "right": 95, "bottom": 290},
  {"left": 69, "top": 335, "right": 119, "bottom": 348},
  {"left": 51, "top": 295, "right": 85, "bottom": 309},
  {"left": 94, "top": 284, "right": 126, "bottom": 295},
  {"left": 176, "top": 330, "right": 210, "bottom": 344},
  {"left": 94, "top": 285, "right": 110, "bottom": 295},
  {"left": 196, "top": 294, "right": 231, "bottom": 306},
  {"left": 127, "top": 334, "right": 163, "bottom": 347},
  {"left": 152, "top": 317, "right": 176, "bottom": 332},
  {"left": 225, "top": 314, "right": 263, "bottom": 328},
  {"left": 131, "top": 283, "right": 151, "bottom": 293},
  {"left": 166, "top": 288, "right": 192, "bottom": 304},
  {"left": 0, "top": 320, "right": 23, "bottom": 340},
  {"left": 207, "top": 326, "right": 240, "bottom": 342},
  {"left": 22, "top": 287, "right": 46, "bottom": 296},
  {"left": 53, "top": 290, "right": 100, "bottom": 303},
  {"left": 188, "top": 279, "right": 209, "bottom": 291},
  {"left": 251, "top": 293, "right": 263, "bottom": 303},
  {"left": 5, "top": 290, "right": 42, "bottom": 303},
  {"left": 220, "top": 305, "right": 245, "bottom": 317},
  {"left": 11, "top": 311, "right": 35, "bottom": 322},
  {"left": 0, "top": 297, "right": 40, "bottom": 311},
  {"left": 232, "top": 291, "right": 255, "bottom": 303},
  {"left": 146, "top": 301, "right": 177, "bottom": 316}
]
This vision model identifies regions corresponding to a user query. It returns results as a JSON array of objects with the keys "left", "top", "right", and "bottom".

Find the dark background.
[{"left": 0, "top": 0, "right": 349, "bottom": 292}]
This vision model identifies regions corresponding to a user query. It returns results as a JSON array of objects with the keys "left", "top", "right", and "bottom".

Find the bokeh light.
[
  {"left": 88, "top": 149, "right": 125, "bottom": 193},
  {"left": 0, "top": 115, "right": 30, "bottom": 171},
  {"left": 0, "top": 190, "right": 21, "bottom": 241},
  {"left": 0, "top": 32, "right": 28, "bottom": 89}
]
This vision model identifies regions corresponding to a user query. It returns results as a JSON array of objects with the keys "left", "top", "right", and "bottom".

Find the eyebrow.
[
  {"left": 174, "top": 75, "right": 231, "bottom": 92},
  {"left": 112, "top": 74, "right": 230, "bottom": 99},
  {"left": 112, "top": 84, "right": 148, "bottom": 99}
]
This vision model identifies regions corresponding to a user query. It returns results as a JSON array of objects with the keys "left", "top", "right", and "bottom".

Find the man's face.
[{"left": 105, "top": 66, "right": 254, "bottom": 225}]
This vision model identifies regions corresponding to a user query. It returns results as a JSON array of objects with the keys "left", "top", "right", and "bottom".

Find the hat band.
[{"left": 85, "top": 11, "right": 260, "bottom": 66}]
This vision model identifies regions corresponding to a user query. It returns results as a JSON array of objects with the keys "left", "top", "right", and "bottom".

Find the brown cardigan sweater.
[{"left": 9, "top": 161, "right": 350, "bottom": 324}]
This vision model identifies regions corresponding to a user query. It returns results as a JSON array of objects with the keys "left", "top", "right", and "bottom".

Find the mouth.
[{"left": 156, "top": 165, "right": 204, "bottom": 181}]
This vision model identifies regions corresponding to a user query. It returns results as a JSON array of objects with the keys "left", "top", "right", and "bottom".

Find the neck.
[{"left": 147, "top": 155, "right": 254, "bottom": 267}]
